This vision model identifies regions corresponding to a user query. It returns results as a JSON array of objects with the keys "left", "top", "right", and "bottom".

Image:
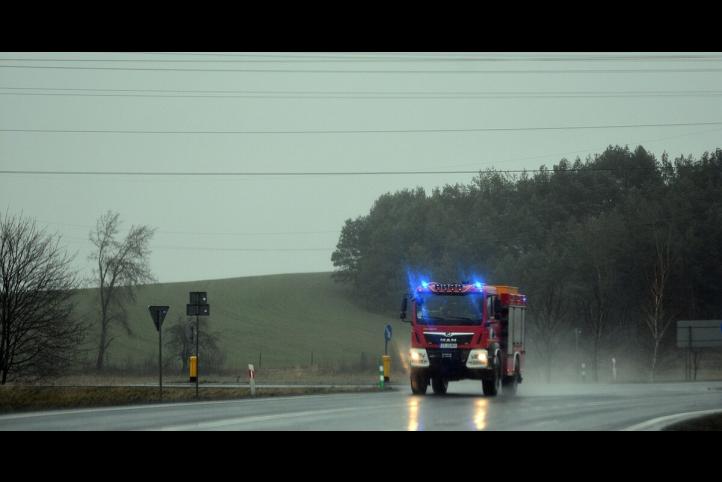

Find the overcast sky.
[{"left": 1, "top": 52, "right": 721, "bottom": 283}]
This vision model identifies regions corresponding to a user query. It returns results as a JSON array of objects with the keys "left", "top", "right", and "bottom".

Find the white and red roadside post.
[{"left": 248, "top": 364, "right": 256, "bottom": 397}]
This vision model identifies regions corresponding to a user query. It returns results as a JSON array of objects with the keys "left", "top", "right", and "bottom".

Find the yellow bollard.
[
  {"left": 189, "top": 356, "right": 198, "bottom": 383},
  {"left": 383, "top": 355, "right": 391, "bottom": 382}
]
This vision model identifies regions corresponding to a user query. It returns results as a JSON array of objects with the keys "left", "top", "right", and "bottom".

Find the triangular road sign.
[{"left": 148, "top": 305, "right": 170, "bottom": 332}]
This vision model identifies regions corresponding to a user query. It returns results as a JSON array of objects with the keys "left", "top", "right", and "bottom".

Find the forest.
[{"left": 332, "top": 146, "right": 722, "bottom": 381}]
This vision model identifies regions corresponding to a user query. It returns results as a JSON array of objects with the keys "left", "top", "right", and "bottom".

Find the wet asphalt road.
[{"left": 1, "top": 380, "right": 720, "bottom": 430}]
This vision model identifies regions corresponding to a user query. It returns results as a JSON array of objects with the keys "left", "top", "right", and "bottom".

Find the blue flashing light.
[
  {"left": 474, "top": 281, "right": 483, "bottom": 290},
  {"left": 407, "top": 269, "right": 433, "bottom": 293}
]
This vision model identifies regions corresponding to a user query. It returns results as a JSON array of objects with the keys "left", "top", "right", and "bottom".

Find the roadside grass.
[
  {"left": 71, "top": 272, "right": 409, "bottom": 371},
  {"left": 663, "top": 413, "right": 722, "bottom": 431},
  {"left": 0, "top": 385, "right": 384, "bottom": 415},
  {"left": 47, "top": 365, "right": 410, "bottom": 387}
]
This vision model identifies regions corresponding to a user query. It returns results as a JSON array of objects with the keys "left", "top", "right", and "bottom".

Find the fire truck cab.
[{"left": 401, "top": 281, "right": 527, "bottom": 396}]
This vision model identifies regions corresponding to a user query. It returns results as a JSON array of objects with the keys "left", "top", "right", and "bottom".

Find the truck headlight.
[
  {"left": 466, "top": 349, "right": 489, "bottom": 368},
  {"left": 409, "top": 348, "right": 430, "bottom": 367}
]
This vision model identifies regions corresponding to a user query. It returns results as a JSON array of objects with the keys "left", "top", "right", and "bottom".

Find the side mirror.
[{"left": 400, "top": 296, "right": 408, "bottom": 321}]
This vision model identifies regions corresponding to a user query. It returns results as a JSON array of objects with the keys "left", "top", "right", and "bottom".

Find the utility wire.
[
  {"left": 3, "top": 90, "right": 722, "bottom": 100},
  {"left": 1, "top": 121, "right": 720, "bottom": 135},
  {"left": 2, "top": 86, "right": 722, "bottom": 97},
  {"left": 150, "top": 246, "right": 331, "bottom": 252},
  {"left": 61, "top": 236, "right": 332, "bottom": 252},
  {"left": 430, "top": 126, "right": 722, "bottom": 169},
  {"left": 0, "top": 167, "right": 660, "bottom": 177},
  {"left": 2, "top": 64, "right": 722, "bottom": 74},
  {"left": 133, "top": 52, "right": 722, "bottom": 61},
  {"left": 2, "top": 54, "right": 722, "bottom": 63},
  {"left": 38, "top": 219, "right": 339, "bottom": 237}
]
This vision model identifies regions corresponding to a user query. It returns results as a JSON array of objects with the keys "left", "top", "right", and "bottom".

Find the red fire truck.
[{"left": 400, "top": 281, "right": 527, "bottom": 396}]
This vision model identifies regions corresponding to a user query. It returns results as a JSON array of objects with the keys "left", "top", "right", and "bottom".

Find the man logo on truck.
[{"left": 400, "top": 281, "right": 527, "bottom": 397}]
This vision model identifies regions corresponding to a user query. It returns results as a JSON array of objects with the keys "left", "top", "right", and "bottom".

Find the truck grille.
[
  {"left": 423, "top": 332, "right": 474, "bottom": 346},
  {"left": 427, "top": 349, "right": 470, "bottom": 364}
]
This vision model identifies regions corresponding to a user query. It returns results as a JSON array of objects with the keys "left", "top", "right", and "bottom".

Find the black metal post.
[
  {"left": 196, "top": 314, "right": 200, "bottom": 398},
  {"left": 687, "top": 325, "right": 692, "bottom": 382},
  {"left": 158, "top": 312, "right": 163, "bottom": 402},
  {"left": 575, "top": 328, "right": 581, "bottom": 382}
]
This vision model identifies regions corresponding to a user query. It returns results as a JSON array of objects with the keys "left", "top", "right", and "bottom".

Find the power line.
[
  {"left": 38, "top": 219, "right": 339, "bottom": 237},
  {"left": 64, "top": 239, "right": 332, "bottom": 253},
  {"left": 152, "top": 246, "right": 331, "bottom": 252},
  {"left": 3, "top": 88, "right": 722, "bottom": 100},
  {"left": 432, "top": 126, "right": 722, "bottom": 169},
  {"left": 3, "top": 86, "right": 722, "bottom": 97},
  {"left": 1, "top": 121, "right": 721, "bottom": 135},
  {"left": 2, "top": 64, "right": 722, "bottom": 74},
  {"left": 2, "top": 54, "right": 722, "bottom": 63},
  {"left": 60, "top": 235, "right": 332, "bottom": 252},
  {"left": 134, "top": 52, "right": 722, "bottom": 61},
  {"left": 0, "top": 167, "right": 660, "bottom": 177}
]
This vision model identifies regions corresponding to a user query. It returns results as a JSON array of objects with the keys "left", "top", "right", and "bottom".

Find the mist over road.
[{"left": 0, "top": 381, "right": 720, "bottom": 431}]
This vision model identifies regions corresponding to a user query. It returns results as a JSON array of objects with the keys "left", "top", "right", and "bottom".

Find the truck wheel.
[
  {"left": 410, "top": 370, "right": 427, "bottom": 395},
  {"left": 431, "top": 377, "right": 448, "bottom": 395},
  {"left": 482, "top": 355, "right": 502, "bottom": 397}
]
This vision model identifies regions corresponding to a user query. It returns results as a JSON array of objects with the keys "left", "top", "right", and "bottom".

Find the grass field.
[{"left": 72, "top": 272, "right": 409, "bottom": 376}]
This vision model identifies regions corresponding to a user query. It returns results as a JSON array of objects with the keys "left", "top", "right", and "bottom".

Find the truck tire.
[
  {"left": 410, "top": 370, "right": 427, "bottom": 395},
  {"left": 431, "top": 377, "right": 448, "bottom": 395},
  {"left": 482, "top": 354, "right": 502, "bottom": 397}
]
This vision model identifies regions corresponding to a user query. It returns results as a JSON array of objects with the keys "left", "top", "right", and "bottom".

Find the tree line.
[{"left": 332, "top": 146, "right": 722, "bottom": 381}]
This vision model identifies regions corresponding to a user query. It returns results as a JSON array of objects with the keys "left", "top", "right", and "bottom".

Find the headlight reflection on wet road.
[
  {"left": 407, "top": 398, "right": 421, "bottom": 431},
  {"left": 473, "top": 399, "right": 488, "bottom": 430}
]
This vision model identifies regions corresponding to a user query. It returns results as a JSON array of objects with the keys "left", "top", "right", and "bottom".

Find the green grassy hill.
[{"left": 74, "top": 272, "right": 408, "bottom": 373}]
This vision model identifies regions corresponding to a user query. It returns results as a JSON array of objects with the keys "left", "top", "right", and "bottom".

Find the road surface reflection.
[
  {"left": 473, "top": 399, "right": 488, "bottom": 430},
  {"left": 406, "top": 395, "right": 489, "bottom": 431}
]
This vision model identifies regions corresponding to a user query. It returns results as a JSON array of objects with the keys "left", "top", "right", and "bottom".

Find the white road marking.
[
  {"left": 0, "top": 392, "right": 373, "bottom": 421},
  {"left": 150, "top": 403, "right": 407, "bottom": 431},
  {"left": 622, "top": 408, "right": 722, "bottom": 431}
]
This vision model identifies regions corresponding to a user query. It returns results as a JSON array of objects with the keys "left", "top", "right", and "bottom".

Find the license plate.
[{"left": 440, "top": 343, "right": 457, "bottom": 349}]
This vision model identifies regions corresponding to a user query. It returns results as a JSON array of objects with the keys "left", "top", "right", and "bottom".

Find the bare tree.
[
  {"left": 165, "top": 315, "right": 225, "bottom": 374},
  {"left": 89, "top": 211, "right": 155, "bottom": 371},
  {"left": 643, "top": 224, "right": 677, "bottom": 381},
  {"left": 165, "top": 315, "right": 194, "bottom": 374},
  {"left": 0, "top": 213, "right": 84, "bottom": 384}
]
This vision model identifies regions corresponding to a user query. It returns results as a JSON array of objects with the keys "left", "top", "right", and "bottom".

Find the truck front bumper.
[{"left": 412, "top": 349, "right": 494, "bottom": 381}]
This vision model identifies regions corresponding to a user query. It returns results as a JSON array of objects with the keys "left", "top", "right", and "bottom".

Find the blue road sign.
[{"left": 384, "top": 324, "right": 393, "bottom": 341}]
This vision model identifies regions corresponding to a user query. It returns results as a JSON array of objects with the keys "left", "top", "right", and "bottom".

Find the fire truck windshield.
[{"left": 415, "top": 293, "right": 484, "bottom": 326}]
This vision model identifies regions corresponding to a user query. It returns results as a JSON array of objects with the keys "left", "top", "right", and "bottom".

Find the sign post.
[
  {"left": 677, "top": 320, "right": 722, "bottom": 381},
  {"left": 187, "top": 292, "right": 210, "bottom": 398},
  {"left": 248, "top": 364, "right": 256, "bottom": 397},
  {"left": 383, "top": 324, "right": 393, "bottom": 383},
  {"left": 148, "top": 306, "right": 169, "bottom": 401}
]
